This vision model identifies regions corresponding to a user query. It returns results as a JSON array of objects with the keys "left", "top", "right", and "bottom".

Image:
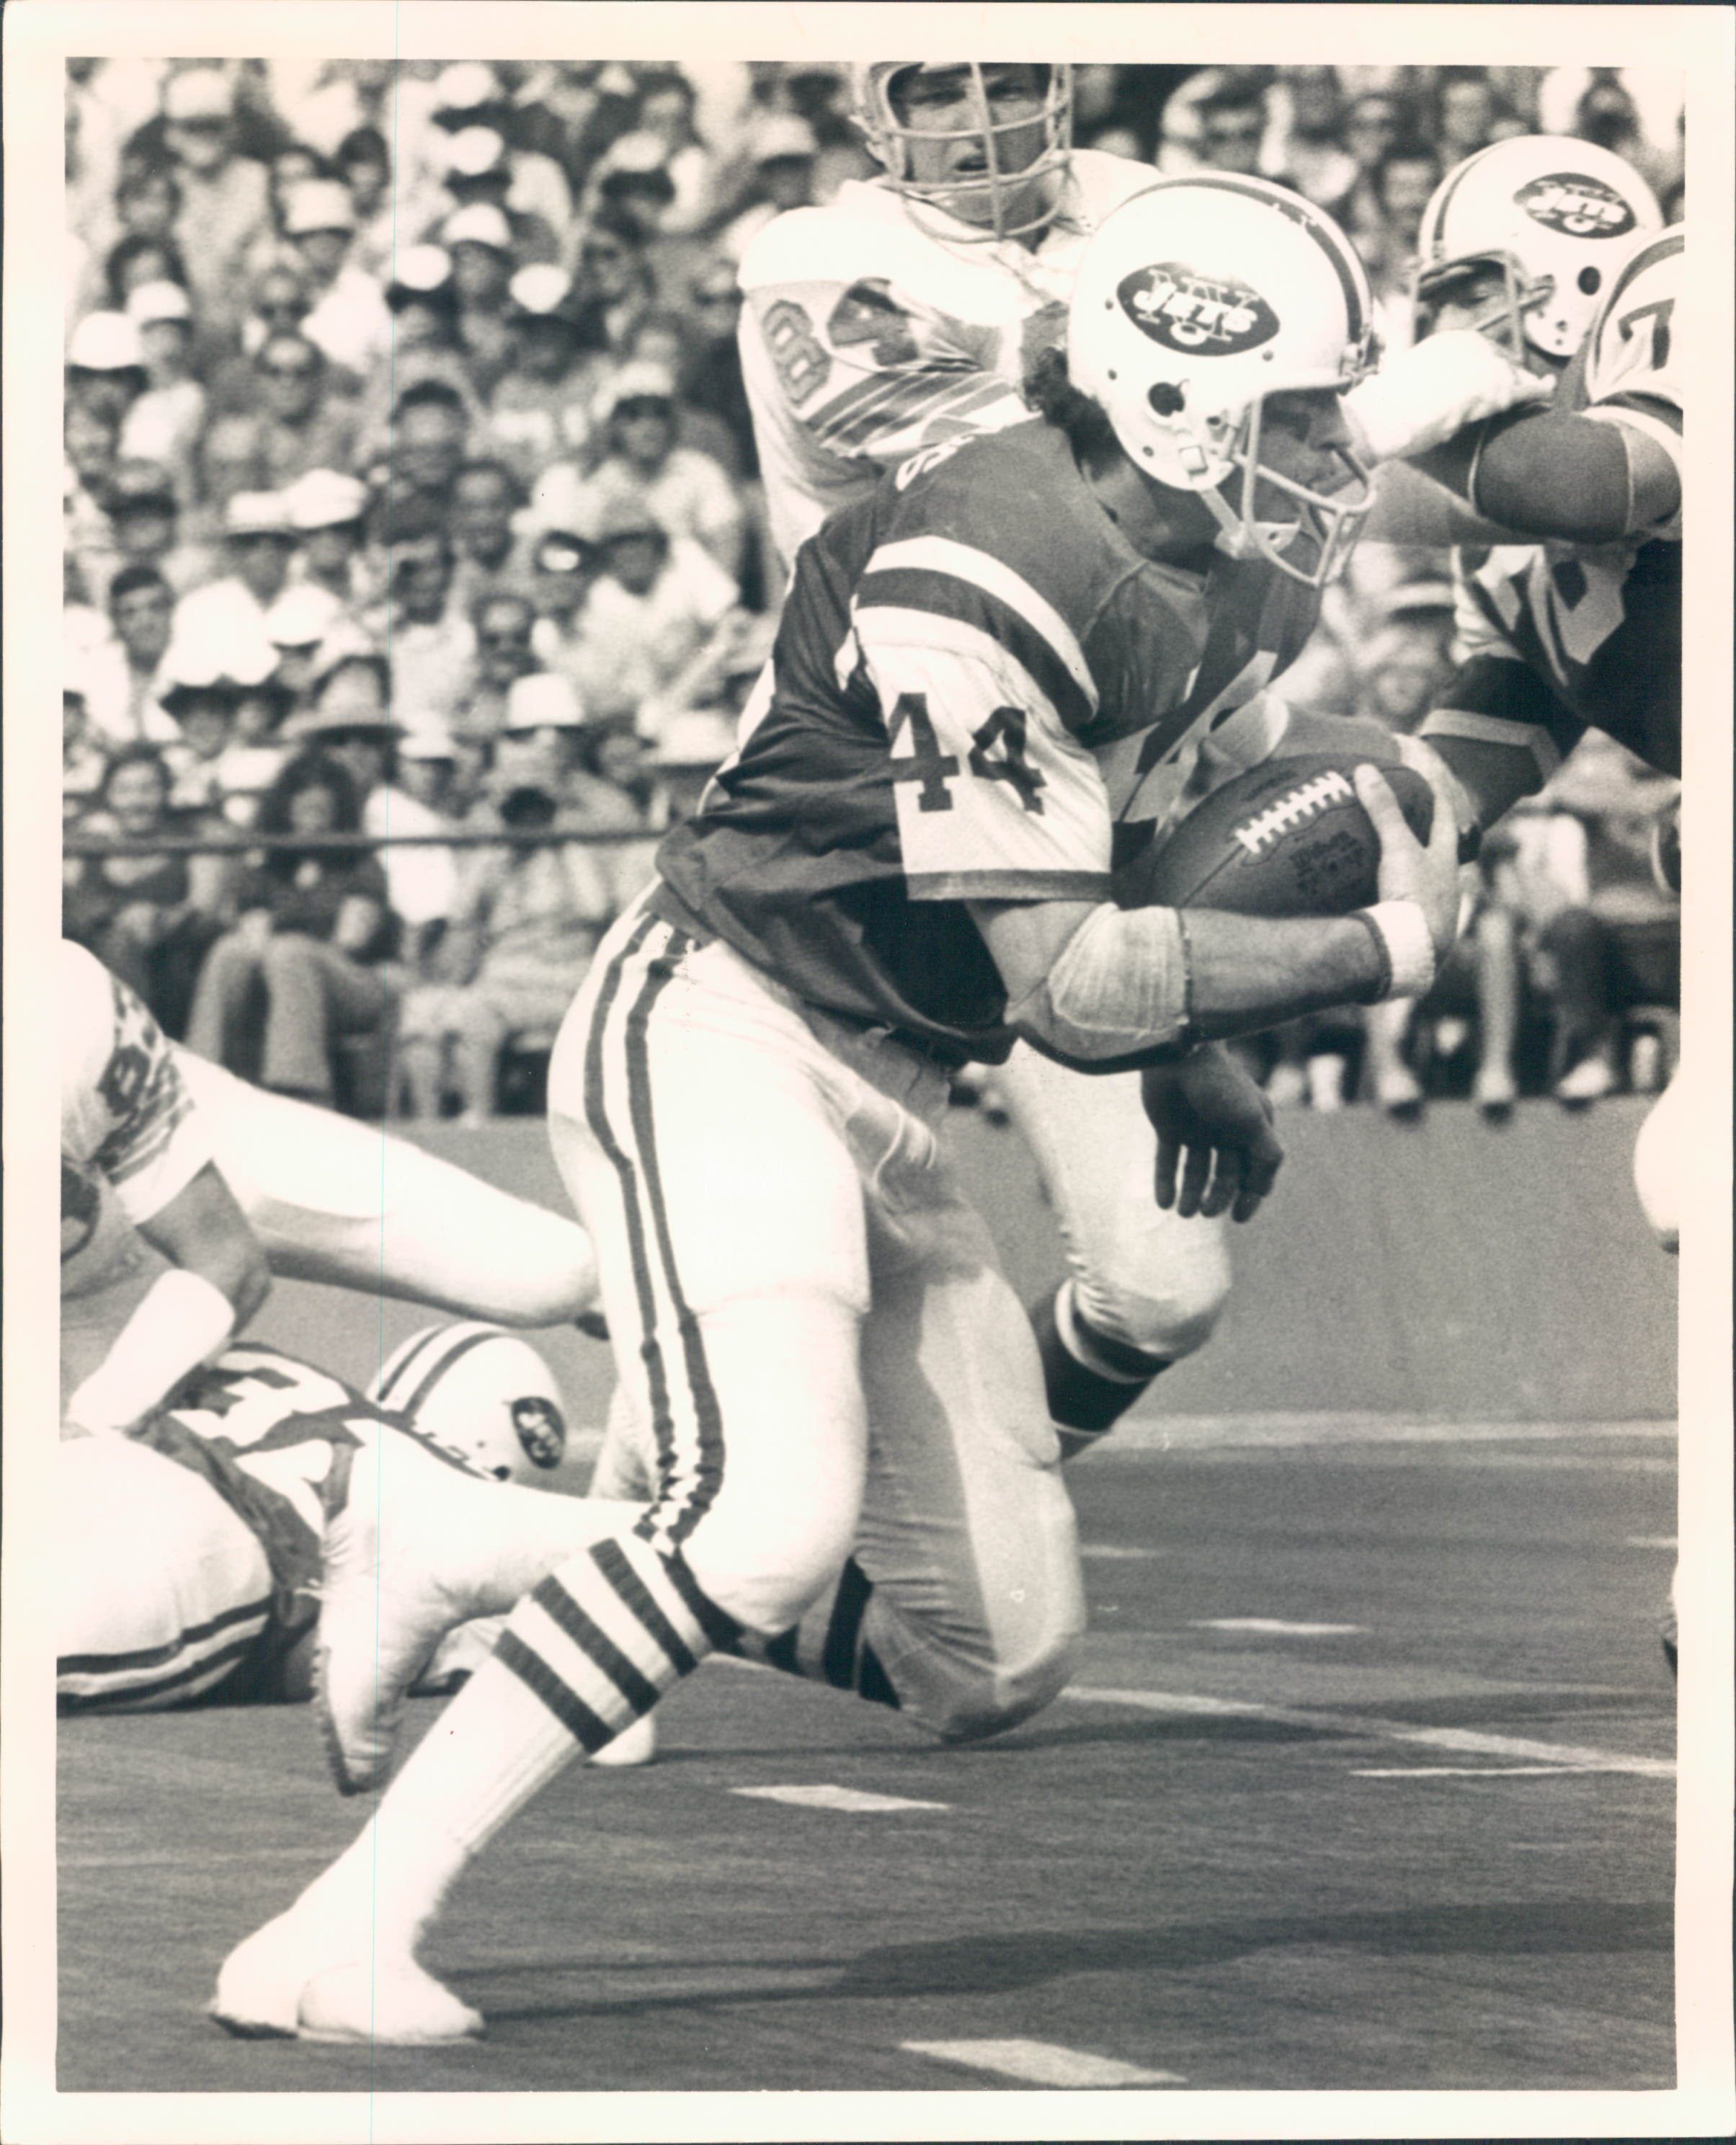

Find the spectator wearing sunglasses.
[{"left": 201, "top": 331, "right": 361, "bottom": 508}]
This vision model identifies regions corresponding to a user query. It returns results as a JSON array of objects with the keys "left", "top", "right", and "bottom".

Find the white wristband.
[
  {"left": 65, "top": 1267, "right": 237, "bottom": 1435},
  {"left": 1357, "top": 901, "right": 1437, "bottom": 1003}
]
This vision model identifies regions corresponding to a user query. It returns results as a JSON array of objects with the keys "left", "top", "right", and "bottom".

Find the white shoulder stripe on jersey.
[
  {"left": 852, "top": 602, "right": 1064, "bottom": 733},
  {"left": 863, "top": 536, "right": 1099, "bottom": 719},
  {"left": 1419, "top": 708, "right": 1564, "bottom": 781}
]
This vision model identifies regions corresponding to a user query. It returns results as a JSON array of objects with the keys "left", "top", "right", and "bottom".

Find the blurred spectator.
[
  {"left": 398, "top": 773, "right": 613, "bottom": 1124},
  {"left": 486, "top": 670, "right": 595, "bottom": 811},
  {"left": 283, "top": 467, "right": 371, "bottom": 606},
  {"left": 1431, "top": 68, "right": 1505, "bottom": 164},
  {"left": 1554, "top": 67, "right": 1677, "bottom": 197},
  {"left": 440, "top": 203, "right": 522, "bottom": 393},
  {"left": 631, "top": 71, "right": 724, "bottom": 236},
  {"left": 1193, "top": 80, "right": 1272, "bottom": 178},
  {"left": 82, "top": 564, "right": 179, "bottom": 744},
  {"left": 159, "top": 638, "right": 286, "bottom": 821},
  {"left": 678, "top": 259, "right": 759, "bottom": 476},
  {"left": 585, "top": 130, "right": 681, "bottom": 247},
  {"left": 102, "top": 231, "right": 194, "bottom": 311},
  {"left": 427, "top": 63, "right": 574, "bottom": 249},
  {"left": 361, "top": 495, "right": 476, "bottom": 734},
  {"left": 356, "top": 249, "right": 486, "bottom": 452},
  {"left": 154, "top": 67, "right": 273, "bottom": 340},
  {"left": 263, "top": 581, "right": 347, "bottom": 702},
  {"left": 466, "top": 592, "right": 540, "bottom": 735},
  {"left": 485, "top": 264, "right": 609, "bottom": 484},
  {"left": 1332, "top": 91, "right": 1412, "bottom": 250},
  {"left": 621, "top": 311, "right": 747, "bottom": 477},
  {"left": 101, "top": 461, "right": 218, "bottom": 600},
  {"left": 63, "top": 686, "right": 109, "bottom": 820},
  {"left": 1363, "top": 139, "right": 1444, "bottom": 345},
  {"left": 1268, "top": 68, "right": 1357, "bottom": 205},
  {"left": 280, "top": 177, "right": 392, "bottom": 374},
  {"left": 332, "top": 124, "right": 397, "bottom": 278},
  {"left": 578, "top": 496, "right": 745, "bottom": 730},
  {"left": 65, "top": 402, "right": 121, "bottom": 582},
  {"left": 569, "top": 209, "right": 656, "bottom": 354},
  {"left": 718, "top": 115, "right": 821, "bottom": 261},
  {"left": 449, "top": 460, "right": 537, "bottom": 612},
  {"left": 436, "top": 126, "right": 563, "bottom": 265},
  {"left": 202, "top": 332, "right": 360, "bottom": 505},
  {"left": 62, "top": 742, "right": 233, "bottom": 1035},
  {"left": 66, "top": 310, "right": 148, "bottom": 438},
  {"left": 184, "top": 750, "right": 396, "bottom": 1101},
  {"left": 526, "top": 528, "right": 607, "bottom": 695},
  {"left": 383, "top": 378, "right": 472, "bottom": 509},
  {"left": 122, "top": 281, "right": 206, "bottom": 494},
  {"left": 543, "top": 363, "right": 745, "bottom": 580},
  {"left": 173, "top": 491, "right": 298, "bottom": 647},
  {"left": 204, "top": 264, "right": 315, "bottom": 412}
]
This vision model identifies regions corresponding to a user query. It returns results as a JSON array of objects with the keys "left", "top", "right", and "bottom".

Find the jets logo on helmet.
[
  {"left": 1514, "top": 173, "right": 1638, "bottom": 241},
  {"left": 1413, "top": 136, "right": 1661, "bottom": 361},
  {"left": 1069, "top": 176, "right": 1374, "bottom": 590},
  {"left": 368, "top": 1322, "right": 570, "bottom": 1485},
  {"left": 1119, "top": 264, "right": 1280, "bottom": 356}
]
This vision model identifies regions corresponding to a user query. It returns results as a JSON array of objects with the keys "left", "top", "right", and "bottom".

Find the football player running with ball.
[{"left": 213, "top": 179, "right": 1465, "bottom": 2046}]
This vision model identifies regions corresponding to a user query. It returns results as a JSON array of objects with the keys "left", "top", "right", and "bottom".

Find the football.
[{"left": 1115, "top": 753, "right": 1435, "bottom": 918}]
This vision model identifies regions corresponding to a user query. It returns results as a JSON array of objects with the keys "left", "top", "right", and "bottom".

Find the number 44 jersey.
[
  {"left": 1423, "top": 226, "right": 1683, "bottom": 794},
  {"left": 654, "top": 416, "right": 1326, "bottom": 1066}
]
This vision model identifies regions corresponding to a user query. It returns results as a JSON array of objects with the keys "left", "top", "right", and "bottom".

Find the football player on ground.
[
  {"left": 654, "top": 59, "right": 1549, "bottom": 1481},
  {"left": 58, "top": 1325, "right": 623, "bottom": 1714},
  {"left": 212, "top": 178, "right": 1466, "bottom": 2045}
]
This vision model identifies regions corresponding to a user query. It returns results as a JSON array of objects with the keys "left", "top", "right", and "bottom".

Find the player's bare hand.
[
  {"left": 1345, "top": 327, "right": 1551, "bottom": 463},
  {"left": 1357, "top": 759, "right": 1461, "bottom": 965},
  {"left": 1143, "top": 1044, "right": 1283, "bottom": 1225}
]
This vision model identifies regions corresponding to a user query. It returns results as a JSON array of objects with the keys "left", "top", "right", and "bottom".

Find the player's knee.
[
  {"left": 926, "top": 1617, "right": 1082, "bottom": 1744},
  {"left": 1072, "top": 1230, "right": 1232, "bottom": 1364}
]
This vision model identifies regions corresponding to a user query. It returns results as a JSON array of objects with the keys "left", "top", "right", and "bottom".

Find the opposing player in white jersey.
[
  {"left": 734, "top": 60, "right": 1554, "bottom": 1469},
  {"left": 60, "top": 938, "right": 272, "bottom": 1438},
  {"left": 213, "top": 179, "right": 1464, "bottom": 2044}
]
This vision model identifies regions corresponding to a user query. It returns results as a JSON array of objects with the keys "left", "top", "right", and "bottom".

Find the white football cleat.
[
  {"left": 590, "top": 1711, "right": 658, "bottom": 1767},
  {"left": 212, "top": 1906, "right": 482, "bottom": 2044},
  {"left": 313, "top": 1436, "right": 475, "bottom": 1797}
]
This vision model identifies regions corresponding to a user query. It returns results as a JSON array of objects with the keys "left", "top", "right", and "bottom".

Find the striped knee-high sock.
[
  {"left": 303, "top": 1531, "right": 737, "bottom": 1942},
  {"left": 735, "top": 1558, "right": 901, "bottom": 1712}
]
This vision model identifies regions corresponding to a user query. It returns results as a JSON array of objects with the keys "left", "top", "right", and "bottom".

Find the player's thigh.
[
  {"left": 856, "top": 1171, "right": 1085, "bottom": 1710},
  {"left": 56, "top": 1436, "right": 272, "bottom": 1710},
  {"left": 194, "top": 1067, "right": 597, "bottom": 1324},
  {"left": 548, "top": 936, "right": 875, "bottom": 1626},
  {"left": 997, "top": 1039, "right": 1231, "bottom": 1349}
]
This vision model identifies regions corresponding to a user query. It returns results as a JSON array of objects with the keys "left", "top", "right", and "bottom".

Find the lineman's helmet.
[
  {"left": 1067, "top": 176, "right": 1376, "bottom": 588},
  {"left": 848, "top": 62, "right": 1074, "bottom": 241},
  {"left": 368, "top": 1322, "right": 569, "bottom": 1484},
  {"left": 1413, "top": 136, "right": 1662, "bottom": 363}
]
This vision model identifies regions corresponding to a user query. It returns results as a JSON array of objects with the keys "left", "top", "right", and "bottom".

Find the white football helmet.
[
  {"left": 368, "top": 1322, "right": 569, "bottom": 1484},
  {"left": 848, "top": 62, "right": 1073, "bottom": 241},
  {"left": 1067, "top": 175, "right": 1376, "bottom": 588},
  {"left": 1413, "top": 136, "right": 1662, "bottom": 363}
]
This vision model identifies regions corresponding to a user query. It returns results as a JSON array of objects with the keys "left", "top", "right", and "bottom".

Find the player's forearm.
[
  {"left": 1180, "top": 909, "right": 1395, "bottom": 1037},
  {"left": 1412, "top": 408, "right": 1672, "bottom": 543},
  {"left": 63, "top": 1268, "right": 251, "bottom": 1435}
]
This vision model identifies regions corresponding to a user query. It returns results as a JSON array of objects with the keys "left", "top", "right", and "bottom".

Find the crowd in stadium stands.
[{"left": 62, "top": 58, "right": 1683, "bottom": 1119}]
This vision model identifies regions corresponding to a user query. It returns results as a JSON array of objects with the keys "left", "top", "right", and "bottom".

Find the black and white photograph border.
[{"left": 4, "top": 4, "right": 1733, "bottom": 2141}]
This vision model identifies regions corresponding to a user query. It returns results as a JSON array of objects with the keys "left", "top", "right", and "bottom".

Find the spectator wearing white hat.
[
  {"left": 613, "top": 72, "right": 720, "bottom": 235},
  {"left": 440, "top": 202, "right": 521, "bottom": 395},
  {"left": 66, "top": 309, "right": 148, "bottom": 433},
  {"left": 202, "top": 331, "right": 362, "bottom": 509},
  {"left": 156, "top": 635, "right": 283, "bottom": 819},
  {"left": 352, "top": 249, "right": 485, "bottom": 459},
  {"left": 524, "top": 528, "right": 618, "bottom": 707},
  {"left": 64, "top": 402, "right": 121, "bottom": 584},
  {"left": 484, "top": 263, "right": 609, "bottom": 486},
  {"left": 282, "top": 467, "right": 371, "bottom": 610},
  {"left": 437, "top": 125, "right": 564, "bottom": 265},
  {"left": 120, "top": 280, "right": 205, "bottom": 492},
  {"left": 359, "top": 493, "right": 477, "bottom": 737},
  {"left": 281, "top": 177, "right": 392, "bottom": 376},
  {"left": 157, "top": 67, "right": 272, "bottom": 339},
  {"left": 172, "top": 492, "right": 299, "bottom": 652},
  {"left": 718, "top": 114, "right": 820, "bottom": 262},
  {"left": 263, "top": 580, "right": 347, "bottom": 702},
  {"left": 551, "top": 361, "right": 744, "bottom": 581},
  {"left": 399, "top": 675, "right": 613, "bottom": 1124}
]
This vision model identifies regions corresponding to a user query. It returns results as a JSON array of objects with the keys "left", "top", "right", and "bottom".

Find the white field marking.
[
  {"left": 1626, "top": 1535, "right": 1678, "bottom": 1548},
  {"left": 1353, "top": 1765, "right": 1606, "bottom": 1778},
  {"left": 1190, "top": 1617, "right": 1364, "bottom": 1636},
  {"left": 731, "top": 1784, "right": 950, "bottom": 1813},
  {"left": 1090, "top": 1415, "right": 1673, "bottom": 1453},
  {"left": 1081, "top": 1543, "right": 1159, "bottom": 1560},
  {"left": 905, "top": 2039, "right": 1184, "bottom": 2088},
  {"left": 1064, "top": 1685, "right": 1675, "bottom": 1778}
]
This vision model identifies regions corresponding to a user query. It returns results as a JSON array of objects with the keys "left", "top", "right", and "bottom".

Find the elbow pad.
[{"left": 1009, "top": 903, "right": 1192, "bottom": 1063}]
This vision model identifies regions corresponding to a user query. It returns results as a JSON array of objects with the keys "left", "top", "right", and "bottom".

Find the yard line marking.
[
  {"left": 1065, "top": 1685, "right": 1674, "bottom": 1778},
  {"left": 1081, "top": 1544, "right": 1159, "bottom": 1560},
  {"left": 1626, "top": 1535, "right": 1677, "bottom": 1548},
  {"left": 1097, "top": 1415, "right": 1673, "bottom": 1452},
  {"left": 1191, "top": 1617, "right": 1364, "bottom": 1636},
  {"left": 1353, "top": 1765, "right": 1599, "bottom": 1778},
  {"left": 731, "top": 1784, "right": 950, "bottom": 1813},
  {"left": 905, "top": 2039, "right": 1184, "bottom": 2087}
]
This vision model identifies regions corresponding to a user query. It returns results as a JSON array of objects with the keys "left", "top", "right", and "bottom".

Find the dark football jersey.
[
  {"left": 657, "top": 417, "right": 1334, "bottom": 1062},
  {"left": 1423, "top": 228, "right": 1683, "bottom": 801}
]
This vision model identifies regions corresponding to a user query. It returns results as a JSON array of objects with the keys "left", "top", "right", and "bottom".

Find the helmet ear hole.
[
  {"left": 1577, "top": 265, "right": 1602, "bottom": 295},
  {"left": 1147, "top": 381, "right": 1185, "bottom": 417}
]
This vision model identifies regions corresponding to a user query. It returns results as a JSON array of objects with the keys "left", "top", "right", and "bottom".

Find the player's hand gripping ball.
[{"left": 1115, "top": 754, "right": 1435, "bottom": 918}]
